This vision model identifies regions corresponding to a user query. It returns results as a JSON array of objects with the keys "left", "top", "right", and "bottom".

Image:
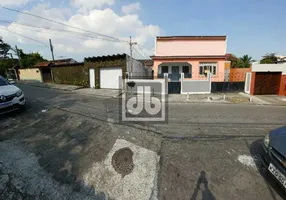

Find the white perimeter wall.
[{"left": 252, "top": 64, "right": 286, "bottom": 75}]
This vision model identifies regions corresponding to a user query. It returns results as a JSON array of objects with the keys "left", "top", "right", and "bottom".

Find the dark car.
[{"left": 261, "top": 126, "right": 286, "bottom": 189}]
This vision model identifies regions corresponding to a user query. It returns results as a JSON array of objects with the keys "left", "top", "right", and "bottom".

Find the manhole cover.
[{"left": 112, "top": 147, "right": 134, "bottom": 177}]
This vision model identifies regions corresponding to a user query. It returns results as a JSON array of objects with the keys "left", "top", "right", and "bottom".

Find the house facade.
[
  {"left": 151, "top": 36, "right": 227, "bottom": 82},
  {"left": 86, "top": 54, "right": 151, "bottom": 89}
]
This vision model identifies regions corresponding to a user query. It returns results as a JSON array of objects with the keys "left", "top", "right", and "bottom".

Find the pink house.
[{"left": 151, "top": 36, "right": 227, "bottom": 82}]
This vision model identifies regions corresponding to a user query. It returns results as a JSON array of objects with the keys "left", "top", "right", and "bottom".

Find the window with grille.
[
  {"left": 199, "top": 62, "right": 217, "bottom": 76},
  {"left": 183, "top": 65, "right": 192, "bottom": 78},
  {"left": 161, "top": 66, "right": 169, "bottom": 74}
]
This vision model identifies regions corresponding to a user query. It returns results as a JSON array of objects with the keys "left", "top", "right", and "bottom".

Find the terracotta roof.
[
  {"left": 151, "top": 55, "right": 227, "bottom": 60},
  {"left": 53, "top": 58, "right": 77, "bottom": 65},
  {"left": 138, "top": 59, "right": 153, "bottom": 66},
  {"left": 157, "top": 36, "right": 227, "bottom": 41},
  {"left": 34, "top": 61, "right": 52, "bottom": 67},
  {"left": 34, "top": 58, "right": 78, "bottom": 68}
]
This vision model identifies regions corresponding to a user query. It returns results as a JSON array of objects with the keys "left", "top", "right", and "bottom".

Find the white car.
[{"left": 0, "top": 76, "right": 25, "bottom": 114}]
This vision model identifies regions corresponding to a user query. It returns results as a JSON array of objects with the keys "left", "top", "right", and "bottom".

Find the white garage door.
[{"left": 100, "top": 67, "right": 122, "bottom": 89}]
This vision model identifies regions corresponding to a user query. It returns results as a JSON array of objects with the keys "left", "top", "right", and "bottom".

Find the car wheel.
[{"left": 18, "top": 103, "right": 26, "bottom": 112}]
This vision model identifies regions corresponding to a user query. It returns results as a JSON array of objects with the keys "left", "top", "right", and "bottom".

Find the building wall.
[
  {"left": 252, "top": 64, "right": 286, "bottom": 75},
  {"left": 126, "top": 55, "right": 150, "bottom": 78},
  {"left": 52, "top": 64, "right": 88, "bottom": 86},
  {"left": 19, "top": 68, "right": 42, "bottom": 82},
  {"left": 156, "top": 40, "right": 226, "bottom": 56},
  {"left": 229, "top": 68, "right": 251, "bottom": 82},
  {"left": 153, "top": 58, "right": 225, "bottom": 82},
  {"left": 85, "top": 58, "right": 126, "bottom": 87},
  {"left": 279, "top": 75, "right": 286, "bottom": 96}
]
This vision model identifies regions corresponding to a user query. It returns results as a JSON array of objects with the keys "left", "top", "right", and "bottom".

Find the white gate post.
[
  {"left": 164, "top": 73, "right": 168, "bottom": 95},
  {"left": 181, "top": 73, "right": 184, "bottom": 94},
  {"left": 244, "top": 72, "right": 252, "bottom": 94},
  {"left": 207, "top": 73, "right": 212, "bottom": 93}
]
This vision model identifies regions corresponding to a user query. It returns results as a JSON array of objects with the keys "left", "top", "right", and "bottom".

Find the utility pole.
[
  {"left": 15, "top": 45, "right": 23, "bottom": 68},
  {"left": 49, "top": 39, "right": 55, "bottom": 83},
  {"left": 129, "top": 36, "right": 137, "bottom": 75},
  {"left": 49, "top": 39, "right": 55, "bottom": 63}
]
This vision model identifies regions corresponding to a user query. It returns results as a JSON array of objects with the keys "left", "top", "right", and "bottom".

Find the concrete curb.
[
  {"left": 238, "top": 92, "right": 272, "bottom": 105},
  {"left": 17, "top": 81, "right": 83, "bottom": 91}
]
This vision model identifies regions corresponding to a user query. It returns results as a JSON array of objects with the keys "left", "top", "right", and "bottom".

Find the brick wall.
[{"left": 229, "top": 68, "right": 251, "bottom": 82}]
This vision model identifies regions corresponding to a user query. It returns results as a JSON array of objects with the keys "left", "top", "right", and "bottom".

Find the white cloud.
[
  {"left": 0, "top": 0, "right": 31, "bottom": 6},
  {"left": 0, "top": 3, "right": 161, "bottom": 61},
  {"left": 71, "top": 0, "right": 115, "bottom": 10},
  {"left": 122, "top": 2, "right": 141, "bottom": 14}
]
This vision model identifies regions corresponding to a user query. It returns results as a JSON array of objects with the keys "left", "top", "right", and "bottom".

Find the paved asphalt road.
[{"left": 1, "top": 84, "right": 286, "bottom": 200}]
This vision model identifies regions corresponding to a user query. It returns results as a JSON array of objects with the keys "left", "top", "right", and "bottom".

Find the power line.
[
  {"left": 0, "top": 27, "right": 49, "bottom": 47},
  {"left": 137, "top": 44, "right": 150, "bottom": 59},
  {"left": 1, "top": 7, "right": 129, "bottom": 43},
  {"left": 133, "top": 47, "right": 145, "bottom": 60},
  {"left": 2, "top": 24, "right": 97, "bottom": 41},
  {"left": 0, "top": 20, "right": 129, "bottom": 43}
]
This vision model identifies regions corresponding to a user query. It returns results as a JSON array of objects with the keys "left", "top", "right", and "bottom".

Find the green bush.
[{"left": 52, "top": 65, "right": 89, "bottom": 87}]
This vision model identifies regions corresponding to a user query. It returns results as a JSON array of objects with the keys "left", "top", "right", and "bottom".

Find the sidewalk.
[
  {"left": 125, "top": 92, "right": 250, "bottom": 104},
  {"left": 168, "top": 93, "right": 250, "bottom": 104},
  {"left": 17, "top": 80, "right": 83, "bottom": 91},
  {"left": 73, "top": 88, "right": 122, "bottom": 98},
  {"left": 239, "top": 93, "right": 286, "bottom": 106}
]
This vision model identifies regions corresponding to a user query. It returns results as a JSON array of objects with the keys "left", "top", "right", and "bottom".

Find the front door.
[{"left": 171, "top": 66, "right": 179, "bottom": 81}]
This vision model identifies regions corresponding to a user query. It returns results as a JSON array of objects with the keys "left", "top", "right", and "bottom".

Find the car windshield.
[{"left": 0, "top": 76, "right": 9, "bottom": 86}]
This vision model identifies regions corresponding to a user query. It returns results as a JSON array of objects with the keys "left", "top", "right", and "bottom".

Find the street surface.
[{"left": 1, "top": 84, "right": 286, "bottom": 200}]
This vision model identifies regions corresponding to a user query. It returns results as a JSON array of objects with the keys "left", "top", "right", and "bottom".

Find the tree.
[
  {"left": 0, "top": 38, "right": 11, "bottom": 59},
  {"left": 239, "top": 55, "right": 255, "bottom": 68},
  {"left": 0, "top": 39, "right": 12, "bottom": 76},
  {"left": 13, "top": 48, "right": 46, "bottom": 68},
  {"left": 227, "top": 54, "right": 254, "bottom": 68},
  {"left": 260, "top": 53, "right": 278, "bottom": 64}
]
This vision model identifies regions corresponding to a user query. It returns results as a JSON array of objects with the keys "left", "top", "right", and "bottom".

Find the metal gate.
[
  {"left": 41, "top": 68, "right": 52, "bottom": 83},
  {"left": 168, "top": 82, "right": 181, "bottom": 94},
  {"left": 244, "top": 73, "right": 251, "bottom": 94}
]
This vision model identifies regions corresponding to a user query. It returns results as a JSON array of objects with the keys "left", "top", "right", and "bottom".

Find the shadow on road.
[
  {"left": 250, "top": 139, "right": 286, "bottom": 200},
  {"left": 190, "top": 171, "right": 216, "bottom": 200},
  {"left": 0, "top": 87, "right": 120, "bottom": 199}
]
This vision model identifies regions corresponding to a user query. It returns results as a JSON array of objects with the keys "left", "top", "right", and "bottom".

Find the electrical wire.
[
  {"left": 0, "top": 27, "right": 49, "bottom": 48},
  {"left": 1, "top": 7, "right": 129, "bottom": 43},
  {"left": 0, "top": 20, "right": 130, "bottom": 43},
  {"left": 133, "top": 47, "right": 146, "bottom": 60},
  {"left": 137, "top": 44, "right": 150, "bottom": 59}
]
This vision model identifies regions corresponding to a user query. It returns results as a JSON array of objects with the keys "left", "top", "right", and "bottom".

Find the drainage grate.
[{"left": 112, "top": 147, "right": 134, "bottom": 177}]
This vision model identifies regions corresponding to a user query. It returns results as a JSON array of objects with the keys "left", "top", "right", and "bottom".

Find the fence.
[
  {"left": 181, "top": 73, "right": 211, "bottom": 94},
  {"left": 124, "top": 74, "right": 168, "bottom": 95},
  {"left": 127, "top": 71, "right": 153, "bottom": 80},
  {"left": 229, "top": 68, "right": 251, "bottom": 82},
  {"left": 211, "top": 82, "right": 245, "bottom": 93}
]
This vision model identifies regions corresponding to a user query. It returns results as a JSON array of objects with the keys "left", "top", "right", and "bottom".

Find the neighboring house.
[
  {"left": 247, "top": 63, "right": 286, "bottom": 96},
  {"left": 86, "top": 54, "right": 149, "bottom": 89},
  {"left": 138, "top": 59, "right": 154, "bottom": 68},
  {"left": 276, "top": 55, "right": 286, "bottom": 64},
  {"left": 19, "top": 58, "right": 78, "bottom": 83},
  {"left": 151, "top": 36, "right": 227, "bottom": 82}
]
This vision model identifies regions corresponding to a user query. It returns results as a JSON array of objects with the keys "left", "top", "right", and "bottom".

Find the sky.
[{"left": 0, "top": 0, "right": 285, "bottom": 62}]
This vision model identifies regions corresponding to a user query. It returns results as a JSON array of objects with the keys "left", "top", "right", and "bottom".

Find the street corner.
[{"left": 82, "top": 139, "right": 160, "bottom": 200}]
